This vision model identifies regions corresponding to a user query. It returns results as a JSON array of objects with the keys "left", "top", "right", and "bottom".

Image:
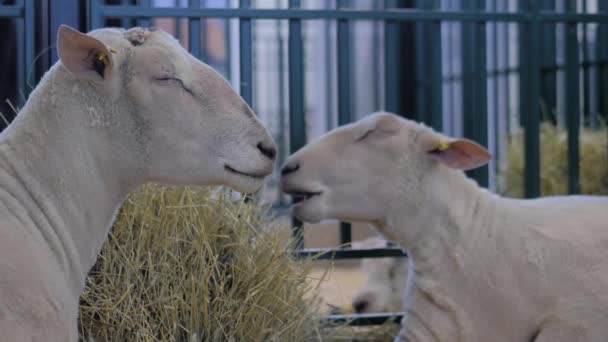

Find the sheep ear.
[
  {"left": 57, "top": 25, "right": 113, "bottom": 80},
  {"left": 428, "top": 138, "right": 491, "bottom": 171}
]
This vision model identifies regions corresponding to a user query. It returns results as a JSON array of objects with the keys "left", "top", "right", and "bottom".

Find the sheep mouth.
[
  {"left": 286, "top": 190, "right": 323, "bottom": 204},
  {"left": 224, "top": 165, "right": 269, "bottom": 179}
]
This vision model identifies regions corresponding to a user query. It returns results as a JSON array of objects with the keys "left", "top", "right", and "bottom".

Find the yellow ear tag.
[
  {"left": 97, "top": 53, "right": 108, "bottom": 66},
  {"left": 438, "top": 140, "right": 450, "bottom": 152},
  {"left": 109, "top": 48, "right": 118, "bottom": 54}
]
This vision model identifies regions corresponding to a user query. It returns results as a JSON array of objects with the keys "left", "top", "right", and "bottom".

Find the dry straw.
[
  {"left": 78, "top": 185, "right": 324, "bottom": 342},
  {"left": 500, "top": 122, "right": 608, "bottom": 197}
]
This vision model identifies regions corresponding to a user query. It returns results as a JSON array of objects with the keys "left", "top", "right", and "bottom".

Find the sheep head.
[
  {"left": 56, "top": 25, "right": 276, "bottom": 194},
  {"left": 280, "top": 112, "right": 491, "bottom": 224}
]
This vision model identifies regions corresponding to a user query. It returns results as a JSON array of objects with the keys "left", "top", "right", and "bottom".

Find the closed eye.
[
  {"left": 154, "top": 77, "right": 194, "bottom": 96},
  {"left": 355, "top": 129, "right": 373, "bottom": 142}
]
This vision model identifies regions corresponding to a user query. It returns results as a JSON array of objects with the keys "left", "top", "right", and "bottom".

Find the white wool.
[
  {"left": 281, "top": 112, "right": 608, "bottom": 342},
  {"left": 0, "top": 26, "right": 275, "bottom": 341}
]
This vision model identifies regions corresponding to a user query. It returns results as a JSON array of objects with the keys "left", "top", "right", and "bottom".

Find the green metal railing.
[
  {"left": 88, "top": 0, "right": 608, "bottom": 327},
  {"left": 0, "top": 0, "right": 36, "bottom": 107}
]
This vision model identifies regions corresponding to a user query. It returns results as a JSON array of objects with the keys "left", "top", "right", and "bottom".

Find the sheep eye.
[{"left": 155, "top": 77, "right": 194, "bottom": 95}]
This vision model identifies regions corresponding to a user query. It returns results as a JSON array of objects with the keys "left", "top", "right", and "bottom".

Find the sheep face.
[
  {"left": 57, "top": 26, "right": 276, "bottom": 194},
  {"left": 280, "top": 112, "right": 490, "bottom": 225}
]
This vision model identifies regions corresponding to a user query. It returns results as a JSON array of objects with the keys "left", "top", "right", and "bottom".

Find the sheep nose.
[
  {"left": 257, "top": 141, "right": 277, "bottom": 161},
  {"left": 353, "top": 300, "right": 368, "bottom": 313},
  {"left": 281, "top": 162, "right": 300, "bottom": 176}
]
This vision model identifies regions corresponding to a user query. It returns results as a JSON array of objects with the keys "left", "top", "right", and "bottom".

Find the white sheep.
[
  {"left": 0, "top": 26, "right": 276, "bottom": 341},
  {"left": 348, "top": 236, "right": 410, "bottom": 315},
  {"left": 280, "top": 111, "right": 608, "bottom": 342}
]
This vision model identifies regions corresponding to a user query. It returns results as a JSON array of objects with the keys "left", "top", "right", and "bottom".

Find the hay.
[
  {"left": 500, "top": 122, "right": 608, "bottom": 197},
  {"left": 78, "top": 185, "right": 324, "bottom": 342}
]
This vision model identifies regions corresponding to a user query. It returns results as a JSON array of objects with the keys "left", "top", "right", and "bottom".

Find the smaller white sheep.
[
  {"left": 349, "top": 236, "right": 409, "bottom": 314},
  {"left": 280, "top": 111, "right": 608, "bottom": 342}
]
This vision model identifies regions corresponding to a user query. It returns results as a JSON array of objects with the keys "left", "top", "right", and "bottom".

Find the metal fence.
[
  {"left": 0, "top": 0, "right": 35, "bottom": 111},
  {"left": 27, "top": 0, "right": 603, "bottom": 327}
]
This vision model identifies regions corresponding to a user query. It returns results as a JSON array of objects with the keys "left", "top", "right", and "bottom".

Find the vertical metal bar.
[
  {"left": 277, "top": 15, "right": 287, "bottom": 206},
  {"left": 189, "top": 0, "right": 202, "bottom": 59},
  {"left": 289, "top": 0, "right": 306, "bottom": 249},
  {"left": 414, "top": 0, "right": 427, "bottom": 123},
  {"left": 518, "top": 0, "right": 541, "bottom": 198},
  {"left": 565, "top": 1, "right": 580, "bottom": 194},
  {"left": 430, "top": 0, "right": 442, "bottom": 132},
  {"left": 540, "top": 0, "right": 556, "bottom": 120},
  {"left": 24, "top": 0, "right": 34, "bottom": 98},
  {"left": 384, "top": 0, "right": 399, "bottom": 113},
  {"left": 89, "top": 0, "right": 103, "bottom": 29},
  {"left": 16, "top": 0, "right": 25, "bottom": 106},
  {"left": 599, "top": 1, "right": 608, "bottom": 122},
  {"left": 462, "top": 0, "right": 488, "bottom": 187},
  {"left": 581, "top": 2, "right": 591, "bottom": 126},
  {"left": 239, "top": 0, "right": 252, "bottom": 106},
  {"left": 492, "top": 0, "right": 499, "bottom": 176},
  {"left": 174, "top": 0, "right": 181, "bottom": 42},
  {"left": 337, "top": 0, "right": 352, "bottom": 246},
  {"left": 122, "top": 0, "right": 131, "bottom": 28},
  {"left": 139, "top": 0, "right": 151, "bottom": 28},
  {"left": 504, "top": 0, "right": 511, "bottom": 135}
]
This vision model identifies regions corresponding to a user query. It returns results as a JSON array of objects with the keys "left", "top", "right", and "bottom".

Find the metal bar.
[
  {"left": 122, "top": 0, "right": 131, "bottom": 28},
  {"left": 15, "top": 1, "right": 25, "bottom": 106},
  {"left": 540, "top": 0, "right": 556, "bottom": 121},
  {"left": 518, "top": 0, "right": 541, "bottom": 198},
  {"left": 89, "top": 0, "right": 103, "bottom": 29},
  {"left": 337, "top": 0, "right": 352, "bottom": 245},
  {"left": 24, "top": 0, "right": 34, "bottom": 98},
  {"left": 538, "top": 12, "right": 608, "bottom": 23},
  {"left": 96, "top": 6, "right": 608, "bottom": 23},
  {"left": 600, "top": 2, "right": 608, "bottom": 122},
  {"left": 292, "top": 247, "right": 407, "bottom": 260},
  {"left": 323, "top": 312, "right": 403, "bottom": 326},
  {"left": 430, "top": 1, "right": 442, "bottom": 131},
  {"left": 492, "top": 0, "right": 499, "bottom": 177},
  {"left": 565, "top": 1, "right": 580, "bottom": 194},
  {"left": 503, "top": 0, "right": 511, "bottom": 135},
  {"left": 414, "top": 0, "right": 428, "bottom": 123},
  {"left": 462, "top": 0, "right": 488, "bottom": 187},
  {"left": 288, "top": 0, "right": 306, "bottom": 249},
  {"left": 239, "top": 0, "right": 253, "bottom": 105},
  {"left": 189, "top": 0, "right": 202, "bottom": 59},
  {"left": 384, "top": 0, "right": 399, "bottom": 113},
  {"left": 139, "top": 0, "right": 151, "bottom": 28}
]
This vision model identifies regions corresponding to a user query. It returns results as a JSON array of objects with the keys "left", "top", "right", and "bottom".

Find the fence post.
[
  {"left": 540, "top": 0, "right": 556, "bottom": 122},
  {"left": 384, "top": 0, "right": 399, "bottom": 114},
  {"left": 239, "top": 0, "right": 252, "bottom": 106},
  {"left": 189, "top": 0, "right": 202, "bottom": 60},
  {"left": 565, "top": 0, "right": 580, "bottom": 194},
  {"left": 518, "top": 0, "right": 541, "bottom": 198},
  {"left": 461, "top": 0, "right": 488, "bottom": 188},
  {"left": 337, "top": 0, "right": 352, "bottom": 246},
  {"left": 288, "top": 0, "right": 306, "bottom": 249}
]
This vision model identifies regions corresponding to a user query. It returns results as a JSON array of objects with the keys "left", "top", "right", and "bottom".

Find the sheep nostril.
[
  {"left": 353, "top": 300, "right": 368, "bottom": 313},
  {"left": 257, "top": 142, "right": 277, "bottom": 160},
  {"left": 280, "top": 162, "right": 300, "bottom": 176}
]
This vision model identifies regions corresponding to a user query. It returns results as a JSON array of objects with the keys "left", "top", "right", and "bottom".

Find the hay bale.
[
  {"left": 78, "top": 185, "right": 323, "bottom": 341},
  {"left": 500, "top": 122, "right": 608, "bottom": 197}
]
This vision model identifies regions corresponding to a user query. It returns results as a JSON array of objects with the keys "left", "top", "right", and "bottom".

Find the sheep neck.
[
  {"left": 0, "top": 66, "right": 144, "bottom": 294},
  {"left": 377, "top": 166, "right": 502, "bottom": 341}
]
